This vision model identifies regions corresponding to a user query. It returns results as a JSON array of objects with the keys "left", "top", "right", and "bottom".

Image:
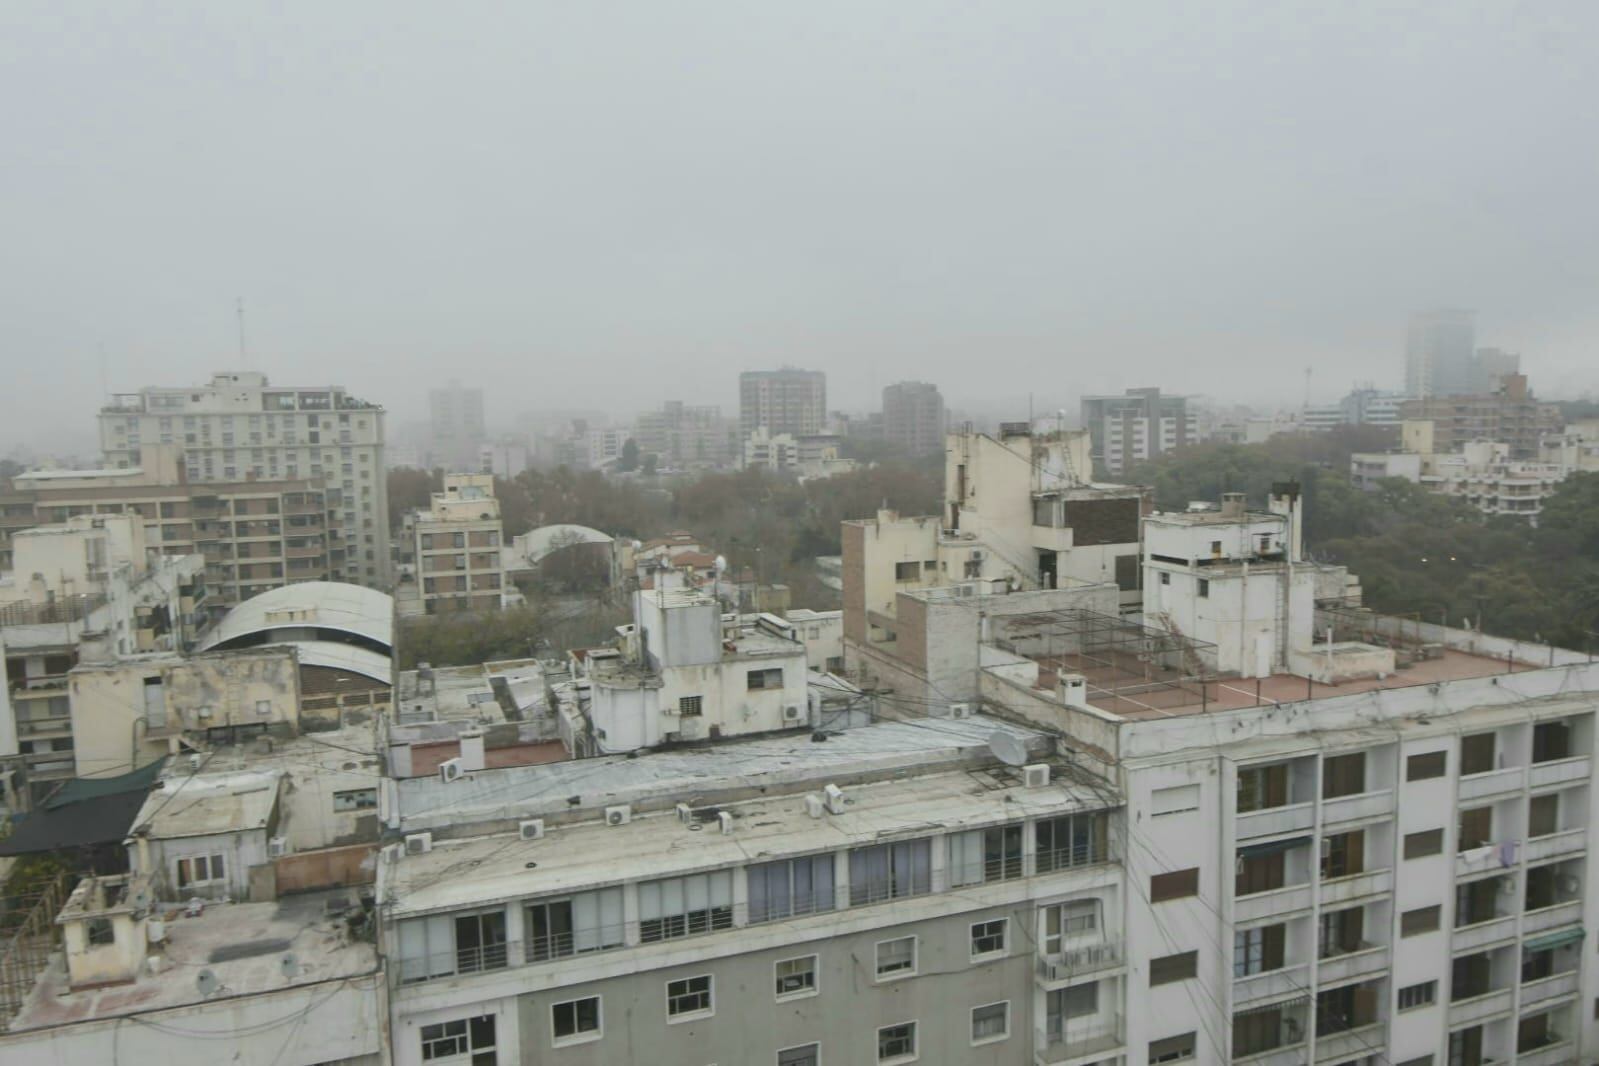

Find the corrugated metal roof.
[{"left": 199, "top": 581, "right": 392, "bottom": 651}]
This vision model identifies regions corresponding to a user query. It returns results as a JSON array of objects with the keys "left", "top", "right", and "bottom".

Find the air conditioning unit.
[
  {"left": 782, "top": 705, "right": 803, "bottom": 723},
  {"left": 605, "top": 805, "right": 632, "bottom": 826},
  {"left": 1558, "top": 875, "right": 1580, "bottom": 895},
  {"left": 804, "top": 793, "right": 826, "bottom": 819},
  {"left": 1500, "top": 876, "right": 1518, "bottom": 896},
  {"left": 1023, "top": 764, "right": 1051, "bottom": 789},
  {"left": 675, "top": 803, "right": 693, "bottom": 823},
  {"left": 438, "top": 758, "right": 464, "bottom": 784},
  {"left": 718, "top": 811, "right": 734, "bottom": 835},
  {"left": 518, "top": 819, "right": 545, "bottom": 842},
  {"left": 824, "top": 783, "right": 846, "bottom": 815},
  {"left": 267, "top": 836, "right": 288, "bottom": 858},
  {"left": 949, "top": 702, "right": 972, "bottom": 719},
  {"left": 404, "top": 832, "right": 432, "bottom": 855},
  {"left": 970, "top": 549, "right": 985, "bottom": 561}
]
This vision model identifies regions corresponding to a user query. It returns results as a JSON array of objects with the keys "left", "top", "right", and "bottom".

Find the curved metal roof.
[
  {"left": 291, "top": 641, "right": 394, "bottom": 685},
  {"left": 200, "top": 581, "right": 393, "bottom": 653},
  {"left": 515, "top": 524, "right": 614, "bottom": 566}
]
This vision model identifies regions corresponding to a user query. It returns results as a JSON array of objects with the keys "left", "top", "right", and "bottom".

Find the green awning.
[
  {"left": 1524, "top": 926, "right": 1585, "bottom": 953},
  {"left": 1239, "top": 836, "right": 1311, "bottom": 859}
]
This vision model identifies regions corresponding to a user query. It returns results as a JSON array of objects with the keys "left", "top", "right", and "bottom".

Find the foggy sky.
[{"left": 3, "top": 1, "right": 1597, "bottom": 451}]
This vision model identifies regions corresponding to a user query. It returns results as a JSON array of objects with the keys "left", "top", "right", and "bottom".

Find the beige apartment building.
[
  {"left": 407, "top": 473, "right": 505, "bottom": 614},
  {"left": 10, "top": 445, "right": 342, "bottom": 610},
  {"left": 98, "top": 371, "right": 390, "bottom": 588}
]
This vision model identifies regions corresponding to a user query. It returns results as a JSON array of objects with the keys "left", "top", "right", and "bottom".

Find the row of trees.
[{"left": 1124, "top": 432, "right": 1599, "bottom": 652}]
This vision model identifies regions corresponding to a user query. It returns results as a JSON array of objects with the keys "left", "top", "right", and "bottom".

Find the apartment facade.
[
  {"left": 99, "top": 372, "right": 390, "bottom": 589},
  {"left": 1406, "top": 309, "right": 1478, "bottom": 399},
  {"left": 429, "top": 381, "right": 486, "bottom": 471},
  {"left": 634, "top": 401, "right": 734, "bottom": 469},
  {"left": 1080, "top": 388, "right": 1196, "bottom": 476},
  {"left": 407, "top": 473, "right": 505, "bottom": 614},
  {"left": 380, "top": 718, "right": 1127, "bottom": 1066},
  {"left": 1399, "top": 375, "right": 1562, "bottom": 461},
  {"left": 882, "top": 381, "right": 947, "bottom": 456},
  {"left": 739, "top": 368, "right": 827, "bottom": 438}
]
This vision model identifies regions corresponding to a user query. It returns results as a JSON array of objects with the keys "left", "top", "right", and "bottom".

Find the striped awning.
[{"left": 1523, "top": 926, "right": 1585, "bottom": 953}]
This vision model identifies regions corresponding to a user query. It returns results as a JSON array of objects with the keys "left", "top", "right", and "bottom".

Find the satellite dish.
[
  {"left": 196, "top": 968, "right": 219, "bottom": 996},
  {"left": 987, "top": 730, "right": 1029, "bottom": 768},
  {"left": 280, "top": 953, "right": 299, "bottom": 978}
]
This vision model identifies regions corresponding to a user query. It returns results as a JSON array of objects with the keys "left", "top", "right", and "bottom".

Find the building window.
[
  {"left": 876, "top": 936, "right": 917, "bottom": 979},
  {"left": 775, "top": 955, "right": 817, "bottom": 999},
  {"left": 1460, "top": 732, "right": 1497, "bottom": 775},
  {"left": 1400, "top": 905, "right": 1441, "bottom": 937},
  {"left": 1150, "top": 950, "right": 1198, "bottom": 985},
  {"left": 1150, "top": 867, "right": 1200, "bottom": 902},
  {"left": 1152, "top": 784, "right": 1199, "bottom": 815},
  {"left": 421, "top": 1015, "right": 496, "bottom": 1062},
  {"left": 748, "top": 854, "right": 835, "bottom": 923},
  {"left": 638, "top": 871, "right": 733, "bottom": 942},
  {"left": 894, "top": 561, "right": 919, "bottom": 582},
  {"left": 1321, "top": 830, "right": 1365, "bottom": 879},
  {"left": 970, "top": 918, "right": 1008, "bottom": 958},
  {"left": 86, "top": 918, "right": 115, "bottom": 946},
  {"left": 525, "top": 887, "right": 625, "bottom": 961},
  {"left": 176, "top": 853, "right": 226, "bottom": 889},
  {"left": 1406, "top": 750, "right": 1447, "bottom": 780},
  {"left": 333, "top": 788, "right": 377, "bottom": 812},
  {"left": 665, "top": 975, "right": 713, "bottom": 1020},
  {"left": 1197, "top": 578, "right": 1209, "bottom": 598},
  {"left": 850, "top": 839, "right": 932, "bottom": 905},
  {"left": 1319, "top": 906, "right": 1366, "bottom": 958},
  {"left": 747, "top": 667, "right": 784, "bottom": 690},
  {"left": 1233, "top": 924, "right": 1285, "bottom": 977},
  {"left": 1404, "top": 828, "right": 1444, "bottom": 859},
  {"left": 1458, "top": 806, "right": 1492, "bottom": 851},
  {"left": 950, "top": 825, "right": 1022, "bottom": 885},
  {"left": 1528, "top": 793, "right": 1559, "bottom": 837},
  {"left": 1149, "top": 1031, "right": 1197, "bottom": 1062},
  {"left": 1034, "top": 811, "right": 1109, "bottom": 872},
  {"left": 1046, "top": 982, "right": 1099, "bottom": 1037},
  {"left": 1236, "top": 763, "right": 1288, "bottom": 812},
  {"left": 1235, "top": 845, "right": 1287, "bottom": 896},
  {"left": 971, "top": 1001, "right": 1009, "bottom": 1044},
  {"left": 877, "top": 1021, "right": 917, "bottom": 1062},
  {"left": 778, "top": 1044, "right": 820, "bottom": 1066},
  {"left": 1322, "top": 752, "right": 1366, "bottom": 798},
  {"left": 678, "top": 695, "right": 703, "bottom": 717},
  {"left": 551, "top": 996, "right": 601, "bottom": 1044},
  {"left": 1398, "top": 980, "right": 1437, "bottom": 1011},
  {"left": 1043, "top": 899, "right": 1099, "bottom": 952}
]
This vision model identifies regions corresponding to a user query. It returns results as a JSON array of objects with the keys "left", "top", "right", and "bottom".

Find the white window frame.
[
  {"left": 970, "top": 917, "right": 1009, "bottom": 960},
  {"left": 775, "top": 954, "right": 819, "bottom": 1001},
  {"left": 877, "top": 1019, "right": 918, "bottom": 1063},
  {"left": 175, "top": 853, "right": 227, "bottom": 889},
  {"left": 970, "top": 1000, "right": 1010, "bottom": 1045},
  {"left": 875, "top": 935, "right": 918, "bottom": 981},
  {"left": 665, "top": 974, "right": 714, "bottom": 1022},
  {"left": 551, "top": 994, "right": 602, "bottom": 1047},
  {"left": 777, "top": 1043, "right": 822, "bottom": 1066}
]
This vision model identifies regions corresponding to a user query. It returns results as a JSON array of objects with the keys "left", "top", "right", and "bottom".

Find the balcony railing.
[
  {"left": 396, "top": 941, "right": 510, "bottom": 984},
  {"left": 1519, "top": 969, "right": 1579, "bottom": 1008},
  {"left": 1524, "top": 827, "right": 1585, "bottom": 864},
  {"left": 1451, "top": 913, "right": 1516, "bottom": 951},
  {"left": 1236, "top": 801, "right": 1315, "bottom": 840},
  {"left": 1235, "top": 883, "right": 1313, "bottom": 923},
  {"left": 1036, "top": 841, "right": 1113, "bottom": 874},
  {"left": 1319, "top": 867, "right": 1392, "bottom": 905},
  {"left": 1457, "top": 841, "right": 1519, "bottom": 879},
  {"left": 1037, "top": 1013, "right": 1124, "bottom": 1063},
  {"left": 1038, "top": 937, "right": 1123, "bottom": 984},
  {"left": 1458, "top": 766, "right": 1523, "bottom": 802},
  {"left": 1447, "top": 986, "right": 1513, "bottom": 1027},
  {"left": 1521, "top": 901, "right": 1583, "bottom": 935},
  {"left": 1529, "top": 755, "right": 1589, "bottom": 789},
  {"left": 1319, "top": 789, "right": 1393, "bottom": 827},
  {"left": 524, "top": 926, "right": 627, "bottom": 963}
]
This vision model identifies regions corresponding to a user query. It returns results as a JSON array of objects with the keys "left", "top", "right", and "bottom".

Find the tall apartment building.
[
  {"left": 1302, "top": 386, "right": 1406, "bottom": 432},
  {"left": 430, "top": 381, "right": 487, "bottom": 470},
  {"left": 1081, "top": 388, "right": 1196, "bottom": 476},
  {"left": 739, "top": 368, "right": 827, "bottom": 438},
  {"left": 1400, "top": 374, "right": 1563, "bottom": 460},
  {"left": 634, "top": 401, "right": 734, "bottom": 469},
  {"left": 10, "top": 446, "right": 342, "bottom": 609},
  {"left": 406, "top": 473, "right": 505, "bottom": 614},
  {"left": 1406, "top": 308, "right": 1478, "bottom": 399},
  {"left": 881, "top": 381, "right": 946, "bottom": 456},
  {"left": 99, "top": 372, "right": 390, "bottom": 589}
]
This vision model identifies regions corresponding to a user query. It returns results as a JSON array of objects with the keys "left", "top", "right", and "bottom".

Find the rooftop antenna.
[{"left": 236, "top": 297, "right": 249, "bottom": 368}]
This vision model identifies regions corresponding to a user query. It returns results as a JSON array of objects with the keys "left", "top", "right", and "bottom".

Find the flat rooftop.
[
  {"left": 396, "top": 715, "right": 1051, "bottom": 833},
  {"left": 390, "top": 749, "right": 1112, "bottom": 918},
  {"left": 132, "top": 771, "right": 280, "bottom": 839},
  {"left": 9, "top": 889, "right": 376, "bottom": 1031},
  {"left": 1036, "top": 646, "right": 1539, "bottom": 721}
]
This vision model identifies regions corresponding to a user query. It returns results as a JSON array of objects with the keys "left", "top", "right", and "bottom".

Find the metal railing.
[
  {"left": 849, "top": 874, "right": 933, "bottom": 907},
  {"left": 1037, "top": 841, "right": 1112, "bottom": 874},
  {"left": 524, "top": 926, "right": 628, "bottom": 963},
  {"left": 747, "top": 892, "right": 836, "bottom": 925},
  {"left": 638, "top": 907, "right": 734, "bottom": 944}
]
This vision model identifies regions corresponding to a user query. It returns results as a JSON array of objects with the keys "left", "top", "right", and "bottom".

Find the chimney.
[
  {"left": 1221, "top": 492, "right": 1247, "bottom": 518},
  {"left": 458, "top": 728, "right": 486, "bottom": 772}
]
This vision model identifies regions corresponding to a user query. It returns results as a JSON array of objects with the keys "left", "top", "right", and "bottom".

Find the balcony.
[
  {"left": 1236, "top": 802, "right": 1315, "bottom": 840},
  {"left": 1521, "top": 903, "right": 1583, "bottom": 936},
  {"left": 1519, "top": 970, "right": 1579, "bottom": 1008},
  {"left": 1319, "top": 867, "right": 1392, "bottom": 906},
  {"left": 15, "top": 716, "right": 73, "bottom": 739},
  {"left": 1037, "top": 938, "right": 1123, "bottom": 986},
  {"left": 1317, "top": 943, "right": 1388, "bottom": 985},
  {"left": 1320, "top": 789, "right": 1393, "bottom": 828},
  {"left": 1447, "top": 987, "right": 1513, "bottom": 1027},
  {"left": 1457, "top": 843, "right": 1518, "bottom": 879},
  {"left": 1233, "top": 1037, "right": 1309, "bottom": 1066},
  {"left": 1234, "top": 964, "right": 1310, "bottom": 1008},
  {"left": 1313, "top": 1023, "right": 1384, "bottom": 1062},
  {"left": 1529, "top": 755, "right": 1589, "bottom": 789},
  {"left": 1524, "top": 828, "right": 1585, "bottom": 864},
  {"left": 1035, "top": 1013, "right": 1124, "bottom": 1065},
  {"left": 1459, "top": 767, "right": 1524, "bottom": 802},
  {"left": 1451, "top": 914, "right": 1517, "bottom": 952},
  {"left": 1235, "top": 883, "right": 1314, "bottom": 924},
  {"left": 1518, "top": 1041, "right": 1576, "bottom": 1066}
]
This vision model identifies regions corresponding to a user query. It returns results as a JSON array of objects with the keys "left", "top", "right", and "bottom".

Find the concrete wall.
[{"left": 149, "top": 826, "right": 272, "bottom": 901}]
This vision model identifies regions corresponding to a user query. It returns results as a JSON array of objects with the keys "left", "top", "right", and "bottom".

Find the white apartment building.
[
  {"left": 1081, "top": 389, "right": 1196, "bottom": 477},
  {"left": 1541, "top": 419, "right": 1599, "bottom": 475},
  {"left": 406, "top": 473, "right": 506, "bottom": 614},
  {"left": 1352, "top": 422, "right": 1570, "bottom": 522},
  {"left": 741, "top": 428, "right": 856, "bottom": 479},
  {"left": 379, "top": 716, "right": 1127, "bottom": 1066},
  {"left": 100, "top": 371, "right": 390, "bottom": 589}
]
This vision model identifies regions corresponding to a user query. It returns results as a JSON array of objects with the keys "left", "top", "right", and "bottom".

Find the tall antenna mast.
[{"left": 236, "top": 298, "right": 249, "bottom": 367}]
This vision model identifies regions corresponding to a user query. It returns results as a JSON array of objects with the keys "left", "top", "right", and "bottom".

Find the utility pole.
[{"left": 236, "top": 298, "right": 249, "bottom": 367}]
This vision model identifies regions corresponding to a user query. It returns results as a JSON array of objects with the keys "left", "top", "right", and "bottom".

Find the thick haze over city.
[{"left": 2, "top": 1, "right": 1597, "bottom": 450}]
